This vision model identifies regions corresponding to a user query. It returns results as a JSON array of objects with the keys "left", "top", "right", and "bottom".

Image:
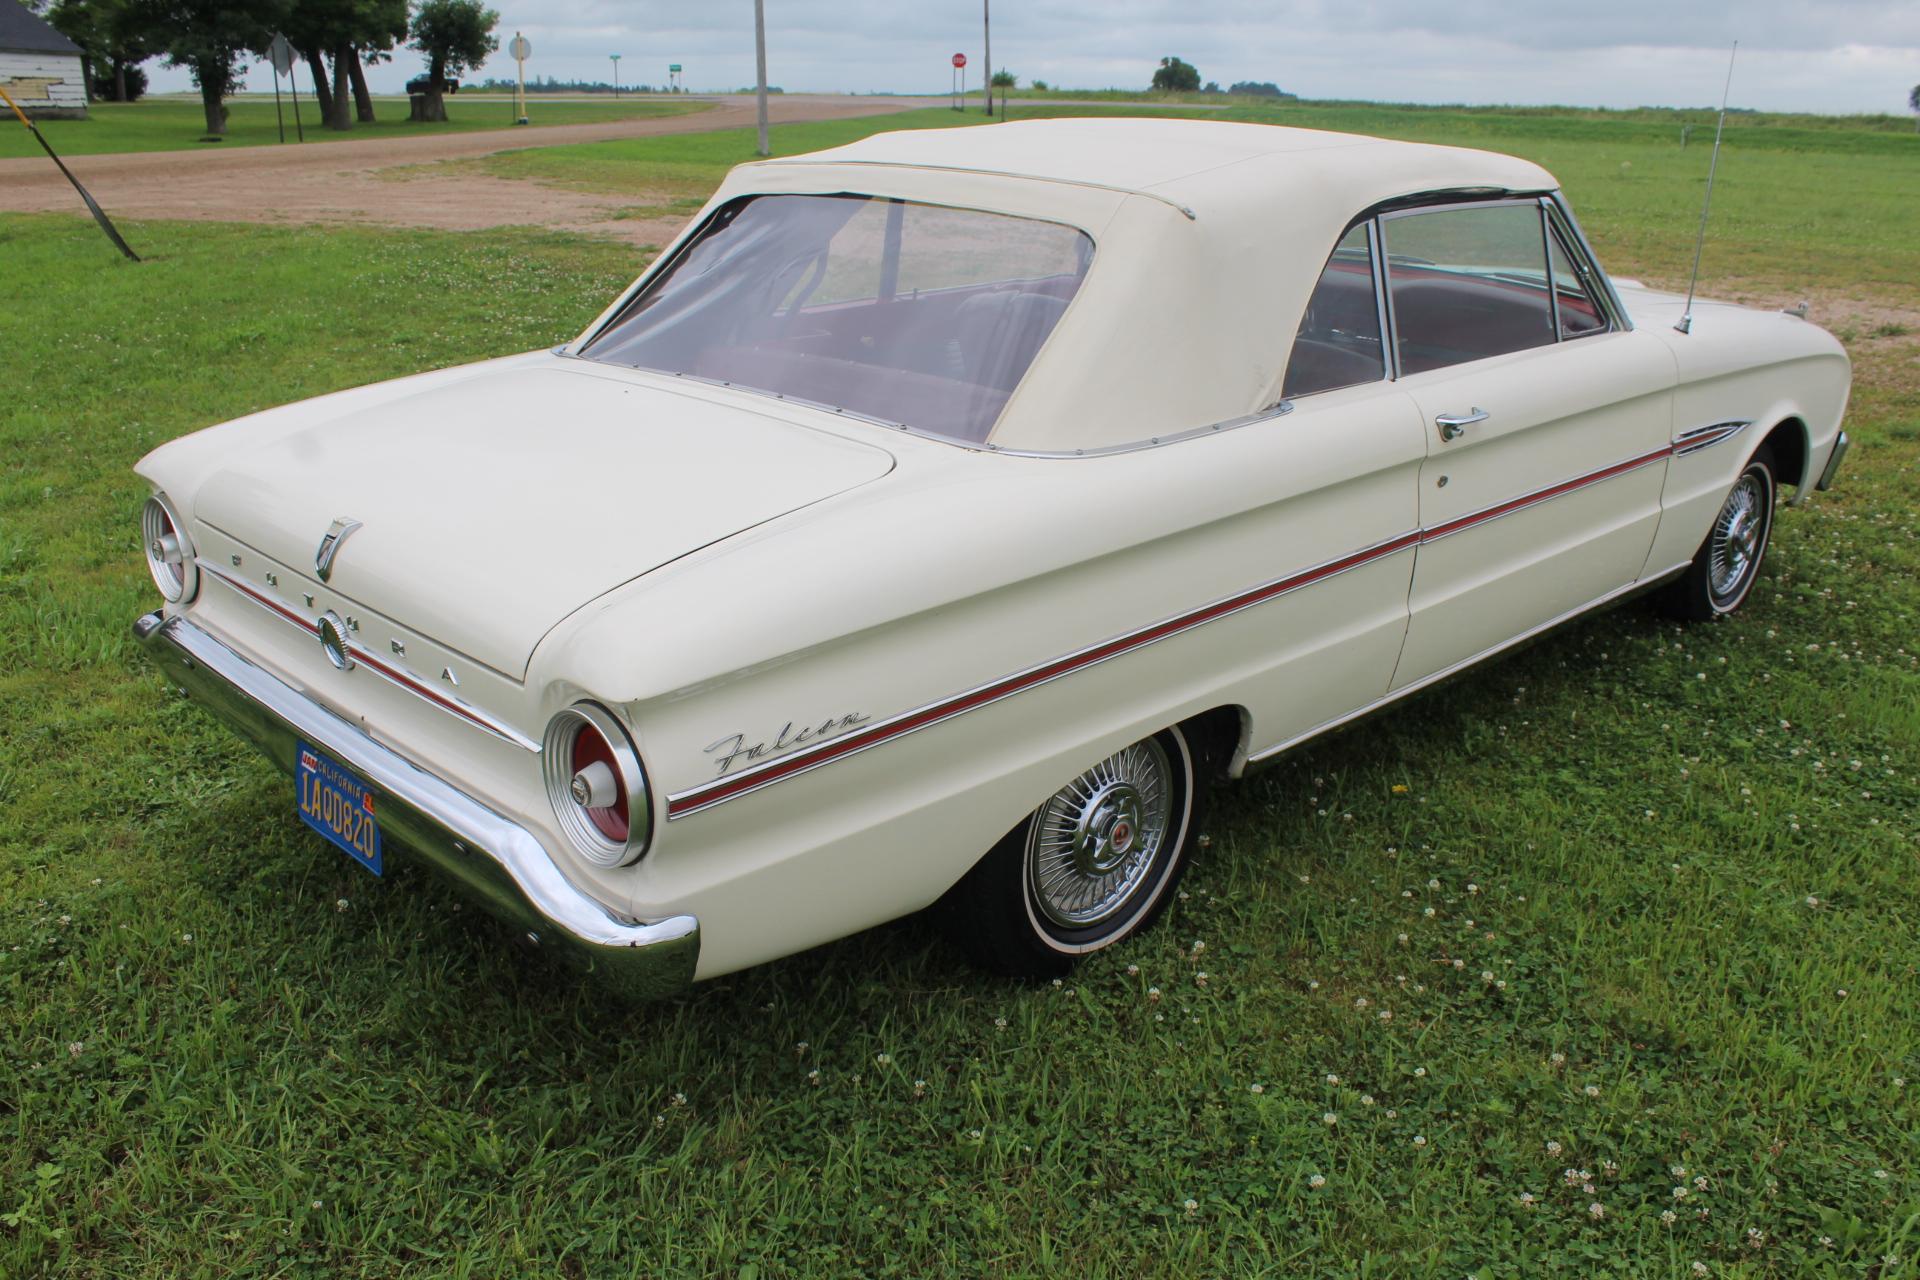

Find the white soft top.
[{"left": 620, "top": 119, "right": 1560, "bottom": 453}]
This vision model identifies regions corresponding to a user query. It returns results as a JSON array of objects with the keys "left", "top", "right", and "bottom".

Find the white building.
[{"left": 0, "top": 0, "right": 86, "bottom": 120}]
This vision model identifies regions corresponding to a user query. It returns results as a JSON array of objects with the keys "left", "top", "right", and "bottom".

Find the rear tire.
[
  {"left": 1658, "top": 449, "right": 1775, "bottom": 622},
  {"left": 940, "top": 724, "right": 1200, "bottom": 978}
]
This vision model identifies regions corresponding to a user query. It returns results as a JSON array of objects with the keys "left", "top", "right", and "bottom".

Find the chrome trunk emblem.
[
  {"left": 317, "top": 611, "right": 354, "bottom": 671},
  {"left": 314, "top": 518, "right": 362, "bottom": 583}
]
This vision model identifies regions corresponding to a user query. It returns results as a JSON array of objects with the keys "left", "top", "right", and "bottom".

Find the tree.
[
  {"left": 47, "top": 0, "right": 152, "bottom": 103},
  {"left": 1150, "top": 56, "right": 1199, "bottom": 93},
  {"left": 282, "top": 0, "right": 402, "bottom": 130},
  {"left": 407, "top": 0, "right": 497, "bottom": 122},
  {"left": 1910, "top": 83, "right": 1919, "bottom": 133},
  {"left": 125, "top": 0, "right": 288, "bottom": 136}
]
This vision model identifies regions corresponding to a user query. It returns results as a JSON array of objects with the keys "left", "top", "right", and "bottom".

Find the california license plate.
[{"left": 296, "top": 744, "right": 382, "bottom": 876}]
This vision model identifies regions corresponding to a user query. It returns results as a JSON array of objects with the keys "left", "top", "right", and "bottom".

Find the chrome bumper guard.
[
  {"left": 133, "top": 610, "right": 699, "bottom": 998},
  {"left": 1816, "top": 430, "right": 1849, "bottom": 491}
]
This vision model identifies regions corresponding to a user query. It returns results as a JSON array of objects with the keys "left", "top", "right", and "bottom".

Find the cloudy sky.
[{"left": 160, "top": 1, "right": 1919, "bottom": 116}]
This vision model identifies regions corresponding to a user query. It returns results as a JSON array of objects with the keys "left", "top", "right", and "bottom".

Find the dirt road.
[{"left": 0, "top": 95, "right": 929, "bottom": 242}]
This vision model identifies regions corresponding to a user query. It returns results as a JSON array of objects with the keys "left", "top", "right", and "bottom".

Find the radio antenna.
[{"left": 1676, "top": 40, "right": 1738, "bottom": 335}]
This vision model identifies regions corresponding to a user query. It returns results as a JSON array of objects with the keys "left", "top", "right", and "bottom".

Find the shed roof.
[{"left": 0, "top": 1, "right": 81, "bottom": 55}]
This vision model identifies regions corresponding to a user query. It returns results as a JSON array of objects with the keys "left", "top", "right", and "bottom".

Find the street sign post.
[
  {"left": 509, "top": 32, "right": 531, "bottom": 124},
  {"left": 268, "top": 34, "right": 299, "bottom": 143},
  {"left": 610, "top": 53, "right": 622, "bottom": 98},
  {"left": 669, "top": 62, "right": 682, "bottom": 93},
  {"left": 951, "top": 52, "right": 966, "bottom": 112}
]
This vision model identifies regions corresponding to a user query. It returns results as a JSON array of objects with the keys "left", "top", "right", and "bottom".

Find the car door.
[{"left": 1383, "top": 198, "right": 1676, "bottom": 691}]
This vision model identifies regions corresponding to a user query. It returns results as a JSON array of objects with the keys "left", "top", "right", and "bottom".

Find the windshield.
[{"left": 581, "top": 194, "right": 1094, "bottom": 444}]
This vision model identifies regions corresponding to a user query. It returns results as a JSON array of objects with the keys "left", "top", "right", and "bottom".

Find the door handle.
[{"left": 1435, "top": 407, "right": 1489, "bottom": 441}]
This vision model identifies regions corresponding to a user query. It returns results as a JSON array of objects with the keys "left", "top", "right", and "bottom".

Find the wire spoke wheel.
[
  {"left": 1706, "top": 465, "right": 1772, "bottom": 610},
  {"left": 1657, "top": 449, "right": 1777, "bottom": 624},
  {"left": 1025, "top": 738, "right": 1175, "bottom": 931}
]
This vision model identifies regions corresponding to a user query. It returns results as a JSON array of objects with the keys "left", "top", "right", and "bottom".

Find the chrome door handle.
[{"left": 1435, "top": 407, "right": 1488, "bottom": 441}]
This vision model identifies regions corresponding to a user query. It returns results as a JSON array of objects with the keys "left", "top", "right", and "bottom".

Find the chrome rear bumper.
[{"left": 133, "top": 610, "right": 699, "bottom": 998}]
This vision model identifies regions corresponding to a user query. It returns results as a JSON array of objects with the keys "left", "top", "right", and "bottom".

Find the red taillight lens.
[
  {"left": 543, "top": 702, "right": 651, "bottom": 867},
  {"left": 571, "top": 720, "right": 630, "bottom": 842}
]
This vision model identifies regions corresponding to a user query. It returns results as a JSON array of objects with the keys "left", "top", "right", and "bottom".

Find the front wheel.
[
  {"left": 1659, "top": 450, "right": 1776, "bottom": 622},
  {"left": 940, "top": 725, "right": 1199, "bottom": 978}
]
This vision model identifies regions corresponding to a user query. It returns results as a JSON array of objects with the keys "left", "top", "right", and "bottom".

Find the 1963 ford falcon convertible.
[{"left": 133, "top": 119, "right": 1851, "bottom": 995}]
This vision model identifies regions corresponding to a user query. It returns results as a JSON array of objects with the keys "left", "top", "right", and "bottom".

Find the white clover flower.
[
  {"left": 335, "top": 898, "right": 350, "bottom": 912},
  {"left": 874, "top": 1053, "right": 892, "bottom": 1066},
  {"left": 1182, "top": 1198, "right": 1198, "bottom": 1215},
  {"left": 1126, "top": 964, "right": 1139, "bottom": 976},
  {"left": 1427, "top": 878, "right": 1440, "bottom": 890},
  {"left": 1412, "top": 1134, "right": 1427, "bottom": 1147},
  {"left": 1326, "top": 1073, "right": 1340, "bottom": 1086},
  {"left": 1308, "top": 1173, "right": 1326, "bottom": 1189},
  {"left": 1249, "top": 1083, "right": 1264, "bottom": 1095},
  {"left": 1545, "top": 1140, "right": 1563, "bottom": 1156},
  {"left": 1589, "top": 1202, "right": 1605, "bottom": 1219},
  {"left": 1694, "top": 1175, "right": 1709, "bottom": 1191},
  {"left": 1517, "top": 1191, "right": 1536, "bottom": 1206},
  {"left": 1413, "top": 1066, "right": 1427, "bottom": 1078},
  {"left": 1323, "top": 1112, "right": 1338, "bottom": 1126},
  {"left": 1671, "top": 1164, "right": 1687, "bottom": 1179},
  {"left": 1359, "top": 1094, "right": 1375, "bottom": 1107},
  {"left": 1692, "top": 1263, "right": 1709, "bottom": 1277},
  {"left": 1584, "top": 1085, "right": 1600, "bottom": 1098},
  {"left": 1661, "top": 1210, "right": 1677, "bottom": 1226}
]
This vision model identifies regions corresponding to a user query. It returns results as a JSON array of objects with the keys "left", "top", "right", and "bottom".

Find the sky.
[{"left": 146, "top": 1, "right": 1920, "bottom": 117}]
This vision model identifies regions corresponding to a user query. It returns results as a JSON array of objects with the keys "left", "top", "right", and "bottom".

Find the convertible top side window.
[
  {"left": 581, "top": 194, "right": 1094, "bottom": 444},
  {"left": 1281, "top": 223, "right": 1388, "bottom": 400}
]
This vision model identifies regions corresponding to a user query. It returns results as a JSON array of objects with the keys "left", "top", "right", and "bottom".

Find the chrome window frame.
[{"left": 1370, "top": 192, "right": 1630, "bottom": 380}]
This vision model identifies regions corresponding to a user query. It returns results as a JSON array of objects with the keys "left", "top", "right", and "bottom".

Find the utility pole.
[
  {"left": 982, "top": 0, "right": 991, "bottom": 115},
  {"left": 754, "top": 0, "right": 770, "bottom": 156}
]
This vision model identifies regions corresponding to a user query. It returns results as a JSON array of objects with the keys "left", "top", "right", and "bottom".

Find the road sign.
[
  {"left": 952, "top": 52, "right": 967, "bottom": 68},
  {"left": 669, "top": 63, "right": 682, "bottom": 73},
  {"left": 509, "top": 34, "right": 531, "bottom": 61},
  {"left": 269, "top": 33, "right": 293, "bottom": 77}
]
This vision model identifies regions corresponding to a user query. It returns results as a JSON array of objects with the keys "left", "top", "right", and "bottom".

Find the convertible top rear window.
[{"left": 582, "top": 194, "right": 1094, "bottom": 444}]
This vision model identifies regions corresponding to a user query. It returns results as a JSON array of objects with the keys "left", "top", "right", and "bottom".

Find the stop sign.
[{"left": 952, "top": 52, "right": 967, "bottom": 69}]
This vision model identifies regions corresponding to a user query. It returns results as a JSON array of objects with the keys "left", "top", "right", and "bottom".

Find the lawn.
[
  {"left": 1, "top": 100, "right": 1916, "bottom": 1278},
  {"left": 0, "top": 94, "right": 708, "bottom": 158}
]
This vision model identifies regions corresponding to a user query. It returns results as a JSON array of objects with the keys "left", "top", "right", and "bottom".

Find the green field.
[
  {"left": 1, "top": 101, "right": 1916, "bottom": 1278},
  {"left": 0, "top": 95, "right": 708, "bottom": 158}
]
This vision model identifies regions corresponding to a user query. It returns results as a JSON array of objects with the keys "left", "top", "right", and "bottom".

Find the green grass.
[
  {"left": 2, "top": 101, "right": 1917, "bottom": 1278},
  {"left": 0, "top": 95, "right": 708, "bottom": 158}
]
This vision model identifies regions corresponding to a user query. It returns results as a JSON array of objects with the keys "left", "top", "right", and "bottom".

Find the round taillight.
[
  {"left": 141, "top": 493, "right": 198, "bottom": 603},
  {"left": 543, "top": 702, "right": 651, "bottom": 866}
]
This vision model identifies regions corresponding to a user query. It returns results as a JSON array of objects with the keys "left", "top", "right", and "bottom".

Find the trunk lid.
[{"left": 192, "top": 363, "right": 893, "bottom": 678}]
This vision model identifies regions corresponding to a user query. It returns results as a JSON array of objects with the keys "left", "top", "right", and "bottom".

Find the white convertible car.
[{"left": 134, "top": 120, "right": 1850, "bottom": 994}]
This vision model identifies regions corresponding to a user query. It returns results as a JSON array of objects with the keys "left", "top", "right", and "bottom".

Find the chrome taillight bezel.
[
  {"left": 543, "top": 701, "right": 652, "bottom": 867},
  {"left": 141, "top": 492, "right": 198, "bottom": 603}
]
